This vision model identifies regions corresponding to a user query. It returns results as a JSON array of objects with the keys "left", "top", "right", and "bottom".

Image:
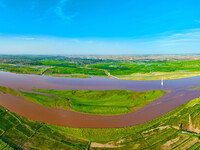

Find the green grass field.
[
  {"left": 44, "top": 66, "right": 107, "bottom": 77},
  {"left": 88, "top": 60, "right": 200, "bottom": 80},
  {"left": 0, "top": 63, "right": 48, "bottom": 75},
  {"left": 20, "top": 89, "right": 165, "bottom": 115},
  {"left": 0, "top": 86, "right": 19, "bottom": 96},
  {"left": 2, "top": 56, "right": 200, "bottom": 80},
  {"left": 116, "top": 71, "right": 200, "bottom": 80},
  {"left": 88, "top": 60, "right": 200, "bottom": 75}
]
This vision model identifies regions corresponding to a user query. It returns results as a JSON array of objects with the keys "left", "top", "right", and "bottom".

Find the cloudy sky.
[{"left": 0, "top": 0, "right": 200, "bottom": 54}]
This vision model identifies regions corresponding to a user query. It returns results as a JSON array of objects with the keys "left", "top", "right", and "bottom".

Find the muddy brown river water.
[{"left": 0, "top": 71, "right": 200, "bottom": 128}]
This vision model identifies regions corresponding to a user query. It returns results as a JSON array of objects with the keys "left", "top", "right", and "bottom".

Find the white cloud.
[
  {"left": 144, "top": 28, "right": 200, "bottom": 54},
  {"left": 15, "top": 36, "right": 36, "bottom": 41},
  {"left": 55, "top": 0, "right": 77, "bottom": 23},
  {"left": 160, "top": 28, "right": 200, "bottom": 43},
  {"left": 1, "top": 28, "right": 200, "bottom": 55},
  {"left": 36, "top": 0, "right": 77, "bottom": 24}
]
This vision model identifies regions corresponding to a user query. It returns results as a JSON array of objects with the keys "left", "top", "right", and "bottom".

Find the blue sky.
[{"left": 0, "top": 0, "right": 200, "bottom": 54}]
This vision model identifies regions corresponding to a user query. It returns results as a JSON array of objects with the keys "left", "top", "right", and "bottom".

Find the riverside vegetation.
[
  {"left": 20, "top": 89, "right": 165, "bottom": 115},
  {"left": 1, "top": 54, "right": 200, "bottom": 149},
  {"left": 0, "top": 86, "right": 200, "bottom": 149},
  {"left": 1, "top": 55, "right": 200, "bottom": 80}
]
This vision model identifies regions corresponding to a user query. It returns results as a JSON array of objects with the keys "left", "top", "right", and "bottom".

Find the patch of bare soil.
[{"left": 91, "top": 141, "right": 124, "bottom": 148}]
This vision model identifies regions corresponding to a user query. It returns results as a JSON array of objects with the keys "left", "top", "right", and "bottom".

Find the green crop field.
[
  {"left": 44, "top": 66, "right": 107, "bottom": 76},
  {"left": 0, "top": 63, "right": 48, "bottom": 75},
  {"left": 20, "top": 89, "right": 165, "bottom": 115},
  {"left": 1, "top": 55, "right": 200, "bottom": 80},
  {"left": 0, "top": 106, "right": 90, "bottom": 150},
  {"left": 88, "top": 60, "right": 200, "bottom": 80}
]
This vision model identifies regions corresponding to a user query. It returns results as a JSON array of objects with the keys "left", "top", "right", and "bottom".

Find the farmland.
[
  {"left": 0, "top": 106, "right": 90, "bottom": 150},
  {"left": 0, "top": 86, "right": 200, "bottom": 149},
  {"left": 1, "top": 55, "right": 200, "bottom": 80},
  {"left": 1, "top": 0, "right": 200, "bottom": 149},
  {"left": 1, "top": 55, "right": 200, "bottom": 149}
]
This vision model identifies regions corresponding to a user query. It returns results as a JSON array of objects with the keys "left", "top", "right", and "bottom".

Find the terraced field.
[{"left": 0, "top": 106, "right": 90, "bottom": 149}]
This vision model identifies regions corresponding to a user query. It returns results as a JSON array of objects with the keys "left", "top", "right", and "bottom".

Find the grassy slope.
[
  {"left": 0, "top": 106, "right": 90, "bottom": 150},
  {"left": 1, "top": 93, "right": 200, "bottom": 149},
  {"left": 20, "top": 89, "right": 165, "bottom": 115}
]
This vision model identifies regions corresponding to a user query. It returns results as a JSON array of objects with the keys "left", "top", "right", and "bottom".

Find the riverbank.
[
  {"left": 1, "top": 93, "right": 200, "bottom": 149},
  {"left": 116, "top": 72, "right": 200, "bottom": 81}
]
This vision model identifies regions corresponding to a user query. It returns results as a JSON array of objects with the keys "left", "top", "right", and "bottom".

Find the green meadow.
[
  {"left": 88, "top": 60, "right": 200, "bottom": 80},
  {"left": 20, "top": 89, "right": 165, "bottom": 115},
  {"left": 0, "top": 86, "right": 19, "bottom": 96}
]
